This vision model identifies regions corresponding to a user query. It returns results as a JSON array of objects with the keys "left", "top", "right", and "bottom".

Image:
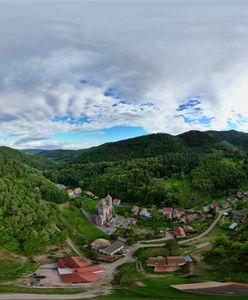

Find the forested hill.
[
  {"left": 0, "top": 154, "right": 69, "bottom": 256},
  {"left": 0, "top": 146, "right": 56, "bottom": 170},
  {"left": 208, "top": 130, "right": 248, "bottom": 151},
  {"left": 37, "top": 130, "right": 246, "bottom": 164}
]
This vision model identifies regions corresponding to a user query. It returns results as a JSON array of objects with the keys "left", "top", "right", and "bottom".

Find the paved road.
[
  {"left": 0, "top": 213, "right": 223, "bottom": 300},
  {"left": 139, "top": 212, "right": 223, "bottom": 245},
  {"left": 179, "top": 213, "right": 223, "bottom": 245},
  {"left": 0, "top": 288, "right": 111, "bottom": 300}
]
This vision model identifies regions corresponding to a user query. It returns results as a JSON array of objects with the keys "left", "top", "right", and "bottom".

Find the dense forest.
[
  {"left": 42, "top": 131, "right": 248, "bottom": 208},
  {"left": 0, "top": 155, "right": 68, "bottom": 256},
  {"left": 1, "top": 129, "right": 248, "bottom": 263}
]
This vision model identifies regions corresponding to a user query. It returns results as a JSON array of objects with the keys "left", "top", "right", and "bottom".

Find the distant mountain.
[
  {"left": 37, "top": 130, "right": 244, "bottom": 164},
  {"left": 37, "top": 149, "right": 80, "bottom": 162},
  {"left": 21, "top": 148, "right": 47, "bottom": 154},
  {"left": 0, "top": 146, "right": 56, "bottom": 170},
  {"left": 208, "top": 130, "right": 248, "bottom": 151}
]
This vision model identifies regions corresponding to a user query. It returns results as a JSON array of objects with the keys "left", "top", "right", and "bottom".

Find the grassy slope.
[
  {"left": 0, "top": 249, "right": 36, "bottom": 281},
  {"left": 94, "top": 263, "right": 246, "bottom": 300},
  {"left": 81, "top": 197, "right": 98, "bottom": 213},
  {"left": 61, "top": 205, "right": 107, "bottom": 245},
  {"left": 0, "top": 146, "right": 56, "bottom": 170}
]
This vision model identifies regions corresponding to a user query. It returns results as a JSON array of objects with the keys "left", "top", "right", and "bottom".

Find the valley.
[{"left": 0, "top": 130, "right": 247, "bottom": 299}]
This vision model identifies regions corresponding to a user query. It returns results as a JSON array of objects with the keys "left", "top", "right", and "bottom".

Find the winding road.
[{"left": 0, "top": 213, "right": 223, "bottom": 300}]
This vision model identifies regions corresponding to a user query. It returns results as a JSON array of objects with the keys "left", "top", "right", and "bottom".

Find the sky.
[{"left": 1, "top": 0, "right": 248, "bottom": 149}]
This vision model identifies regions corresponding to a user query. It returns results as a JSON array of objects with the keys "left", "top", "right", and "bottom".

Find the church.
[{"left": 95, "top": 194, "right": 115, "bottom": 226}]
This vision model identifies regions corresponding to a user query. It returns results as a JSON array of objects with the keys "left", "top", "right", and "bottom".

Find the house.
[
  {"left": 83, "top": 191, "right": 95, "bottom": 197},
  {"left": 95, "top": 254, "right": 117, "bottom": 263},
  {"left": 162, "top": 207, "right": 173, "bottom": 219},
  {"left": 183, "top": 225, "right": 194, "bottom": 233},
  {"left": 186, "top": 213, "right": 199, "bottom": 222},
  {"left": 113, "top": 198, "right": 121, "bottom": 205},
  {"left": 210, "top": 202, "right": 219, "bottom": 210},
  {"left": 90, "top": 239, "right": 111, "bottom": 251},
  {"left": 236, "top": 191, "right": 248, "bottom": 200},
  {"left": 74, "top": 187, "right": 81, "bottom": 195},
  {"left": 57, "top": 256, "right": 105, "bottom": 283},
  {"left": 227, "top": 196, "right": 238, "bottom": 206},
  {"left": 100, "top": 240, "right": 125, "bottom": 256},
  {"left": 146, "top": 256, "right": 186, "bottom": 273},
  {"left": 232, "top": 213, "right": 247, "bottom": 223},
  {"left": 173, "top": 226, "right": 186, "bottom": 238},
  {"left": 229, "top": 222, "right": 238, "bottom": 230},
  {"left": 139, "top": 208, "right": 151, "bottom": 218},
  {"left": 131, "top": 205, "right": 140, "bottom": 215},
  {"left": 173, "top": 208, "right": 185, "bottom": 219},
  {"left": 94, "top": 194, "right": 115, "bottom": 226}
]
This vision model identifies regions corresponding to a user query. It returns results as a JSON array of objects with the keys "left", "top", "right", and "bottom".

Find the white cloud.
[{"left": 1, "top": 0, "right": 248, "bottom": 148}]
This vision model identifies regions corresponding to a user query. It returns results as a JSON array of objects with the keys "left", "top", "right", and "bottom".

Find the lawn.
[{"left": 93, "top": 263, "right": 246, "bottom": 300}]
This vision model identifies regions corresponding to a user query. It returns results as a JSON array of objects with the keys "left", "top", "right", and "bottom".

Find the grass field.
[
  {"left": 62, "top": 205, "right": 108, "bottom": 244},
  {"left": 93, "top": 263, "right": 246, "bottom": 300}
]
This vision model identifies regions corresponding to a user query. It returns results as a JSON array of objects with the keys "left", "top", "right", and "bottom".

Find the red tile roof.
[
  {"left": 155, "top": 265, "right": 177, "bottom": 272},
  {"left": 58, "top": 256, "right": 105, "bottom": 283},
  {"left": 173, "top": 226, "right": 186, "bottom": 238},
  {"left": 58, "top": 256, "right": 91, "bottom": 269},
  {"left": 146, "top": 256, "right": 186, "bottom": 272},
  {"left": 167, "top": 257, "right": 186, "bottom": 266},
  {"left": 60, "top": 273, "right": 100, "bottom": 283},
  {"left": 162, "top": 207, "right": 173, "bottom": 214},
  {"left": 73, "top": 265, "right": 105, "bottom": 273},
  {"left": 146, "top": 257, "right": 166, "bottom": 266}
]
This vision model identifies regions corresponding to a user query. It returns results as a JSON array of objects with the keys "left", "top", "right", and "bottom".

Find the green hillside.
[
  {"left": 44, "top": 131, "right": 247, "bottom": 207},
  {"left": 208, "top": 130, "right": 248, "bottom": 151},
  {"left": 37, "top": 149, "right": 80, "bottom": 162},
  {"left": 36, "top": 130, "right": 246, "bottom": 164},
  {"left": 0, "top": 155, "right": 69, "bottom": 256},
  {"left": 0, "top": 146, "right": 56, "bottom": 170}
]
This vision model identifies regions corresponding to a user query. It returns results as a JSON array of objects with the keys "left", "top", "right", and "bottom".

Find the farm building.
[
  {"left": 57, "top": 256, "right": 105, "bottom": 283},
  {"left": 146, "top": 256, "right": 187, "bottom": 272}
]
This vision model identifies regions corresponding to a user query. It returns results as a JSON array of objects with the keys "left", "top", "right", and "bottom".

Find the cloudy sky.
[{"left": 1, "top": 0, "right": 248, "bottom": 149}]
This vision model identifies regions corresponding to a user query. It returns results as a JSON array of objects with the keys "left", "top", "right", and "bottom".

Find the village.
[{"left": 19, "top": 186, "right": 247, "bottom": 289}]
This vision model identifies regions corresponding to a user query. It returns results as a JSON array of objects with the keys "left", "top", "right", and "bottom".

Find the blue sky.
[{"left": 1, "top": 0, "right": 248, "bottom": 149}]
